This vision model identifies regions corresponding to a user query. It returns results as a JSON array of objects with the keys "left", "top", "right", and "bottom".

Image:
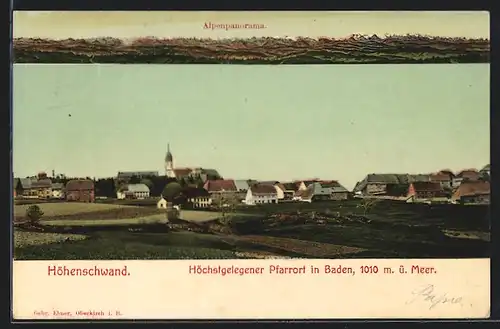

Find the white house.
[
  {"left": 117, "top": 183, "right": 150, "bottom": 199},
  {"left": 157, "top": 197, "right": 181, "bottom": 210},
  {"left": 244, "top": 184, "right": 278, "bottom": 205},
  {"left": 157, "top": 197, "right": 167, "bottom": 209},
  {"left": 189, "top": 196, "right": 213, "bottom": 209},
  {"left": 274, "top": 184, "right": 285, "bottom": 199}
]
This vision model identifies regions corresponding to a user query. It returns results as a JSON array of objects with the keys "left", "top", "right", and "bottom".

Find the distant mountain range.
[{"left": 13, "top": 34, "right": 490, "bottom": 64}]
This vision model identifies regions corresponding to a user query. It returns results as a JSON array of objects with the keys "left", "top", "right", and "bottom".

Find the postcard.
[{"left": 11, "top": 11, "right": 490, "bottom": 320}]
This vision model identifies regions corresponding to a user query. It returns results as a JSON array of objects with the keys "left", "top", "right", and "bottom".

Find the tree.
[
  {"left": 356, "top": 198, "right": 380, "bottom": 216},
  {"left": 129, "top": 175, "right": 141, "bottom": 184},
  {"left": 216, "top": 192, "right": 240, "bottom": 226},
  {"left": 26, "top": 205, "right": 44, "bottom": 225},
  {"left": 140, "top": 178, "right": 154, "bottom": 190},
  {"left": 162, "top": 182, "right": 183, "bottom": 222}
]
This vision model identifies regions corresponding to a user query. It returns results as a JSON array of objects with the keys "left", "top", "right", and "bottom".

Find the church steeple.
[
  {"left": 165, "top": 143, "right": 174, "bottom": 177},
  {"left": 165, "top": 143, "right": 173, "bottom": 162}
]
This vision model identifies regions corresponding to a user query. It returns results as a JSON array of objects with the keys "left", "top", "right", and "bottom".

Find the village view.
[{"left": 13, "top": 144, "right": 491, "bottom": 260}]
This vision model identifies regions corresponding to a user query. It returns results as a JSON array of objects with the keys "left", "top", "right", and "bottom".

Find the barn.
[{"left": 65, "top": 179, "right": 95, "bottom": 203}]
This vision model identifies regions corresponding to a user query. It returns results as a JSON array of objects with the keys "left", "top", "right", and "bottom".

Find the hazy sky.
[
  {"left": 13, "top": 64, "right": 489, "bottom": 189},
  {"left": 13, "top": 11, "right": 489, "bottom": 39}
]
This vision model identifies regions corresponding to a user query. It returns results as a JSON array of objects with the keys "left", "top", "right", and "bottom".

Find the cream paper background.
[
  {"left": 12, "top": 11, "right": 490, "bottom": 320},
  {"left": 13, "top": 259, "right": 489, "bottom": 319},
  {"left": 13, "top": 11, "right": 489, "bottom": 39}
]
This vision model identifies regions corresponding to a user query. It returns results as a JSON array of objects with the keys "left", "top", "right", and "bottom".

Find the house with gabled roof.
[
  {"left": 117, "top": 183, "right": 150, "bottom": 200},
  {"left": 244, "top": 184, "right": 278, "bottom": 205},
  {"left": 354, "top": 173, "right": 431, "bottom": 196},
  {"left": 407, "top": 182, "right": 447, "bottom": 203},
  {"left": 451, "top": 181, "right": 490, "bottom": 204},
  {"left": 452, "top": 169, "right": 480, "bottom": 188}
]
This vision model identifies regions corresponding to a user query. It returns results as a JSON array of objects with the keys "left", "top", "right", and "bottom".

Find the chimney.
[{"left": 52, "top": 170, "right": 55, "bottom": 177}]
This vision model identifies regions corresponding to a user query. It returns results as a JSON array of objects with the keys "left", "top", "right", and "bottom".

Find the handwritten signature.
[{"left": 406, "top": 284, "right": 463, "bottom": 310}]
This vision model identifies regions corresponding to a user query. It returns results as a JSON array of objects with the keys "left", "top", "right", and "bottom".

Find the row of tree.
[{"left": 94, "top": 174, "right": 207, "bottom": 198}]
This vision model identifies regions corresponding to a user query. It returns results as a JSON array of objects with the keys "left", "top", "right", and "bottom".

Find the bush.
[{"left": 26, "top": 205, "right": 44, "bottom": 225}]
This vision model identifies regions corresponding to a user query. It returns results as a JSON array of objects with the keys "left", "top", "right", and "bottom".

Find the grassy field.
[{"left": 12, "top": 200, "right": 490, "bottom": 260}]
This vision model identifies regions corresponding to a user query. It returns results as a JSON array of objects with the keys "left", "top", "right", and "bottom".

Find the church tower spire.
[{"left": 165, "top": 143, "right": 174, "bottom": 177}]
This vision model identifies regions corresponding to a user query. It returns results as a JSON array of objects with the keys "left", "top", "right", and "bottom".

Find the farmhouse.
[
  {"left": 66, "top": 179, "right": 95, "bottom": 203},
  {"left": 181, "top": 186, "right": 212, "bottom": 209},
  {"left": 15, "top": 177, "right": 37, "bottom": 198},
  {"left": 203, "top": 179, "right": 237, "bottom": 194},
  {"left": 117, "top": 183, "right": 150, "bottom": 200},
  {"left": 407, "top": 182, "right": 447, "bottom": 202},
  {"left": 245, "top": 184, "right": 278, "bottom": 205},
  {"left": 451, "top": 181, "right": 490, "bottom": 205},
  {"left": 313, "top": 181, "right": 349, "bottom": 201},
  {"left": 203, "top": 179, "right": 238, "bottom": 204},
  {"left": 429, "top": 172, "right": 452, "bottom": 190},
  {"left": 31, "top": 179, "right": 53, "bottom": 199},
  {"left": 354, "top": 173, "right": 431, "bottom": 196},
  {"left": 452, "top": 169, "right": 480, "bottom": 188}
]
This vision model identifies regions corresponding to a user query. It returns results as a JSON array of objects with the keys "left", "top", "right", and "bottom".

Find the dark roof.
[
  {"left": 318, "top": 180, "right": 340, "bottom": 188},
  {"left": 66, "top": 179, "right": 94, "bottom": 191},
  {"left": 203, "top": 180, "right": 237, "bottom": 192},
  {"left": 411, "top": 182, "right": 442, "bottom": 192},
  {"left": 250, "top": 184, "right": 277, "bottom": 195},
  {"left": 282, "top": 182, "right": 299, "bottom": 191},
  {"left": 183, "top": 186, "right": 210, "bottom": 198},
  {"left": 258, "top": 181, "right": 280, "bottom": 185},
  {"left": 31, "top": 179, "right": 52, "bottom": 188},
  {"left": 354, "top": 173, "right": 431, "bottom": 192},
  {"left": 438, "top": 169, "right": 455, "bottom": 177},
  {"left": 117, "top": 171, "right": 158, "bottom": 179},
  {"left": 51, "top": 183, "right": 64, "bottom": 189},
  {"left": 408, "top": 174, "right": 431, "bottom": 183},
  {"left": 452, "top": 181, "right": 490, "bottom": 200},
  {"left": 386, "top": 183, "right": 410, "bottom": 197}
]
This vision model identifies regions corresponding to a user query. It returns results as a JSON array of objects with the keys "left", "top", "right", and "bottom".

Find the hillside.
[{"left": 13, "top": 35, "right": 490, "bottom": 64}]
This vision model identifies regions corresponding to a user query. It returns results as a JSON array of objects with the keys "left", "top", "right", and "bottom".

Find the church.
[{"left": 164, "top": 143, "right": 222, "bottom": 183}]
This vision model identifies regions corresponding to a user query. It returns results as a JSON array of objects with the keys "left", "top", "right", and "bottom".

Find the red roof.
[
  {"left": 203, "top": 179, "right": 237, "bottom": 192},
  {"left": 174, "top": 168, "right": 193, "bottom": 177},
  {"left": 456, "top": 169, "right": 480, "bottom": 180},
  {"left": 250, "top": 184, "right": 277, "bottom": 195},
  {"left": 66, "top": 179, "right": 94, "bottom": 191},
  {"left": 452, "top": 181, "right": 490, "bottom": 200}
]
